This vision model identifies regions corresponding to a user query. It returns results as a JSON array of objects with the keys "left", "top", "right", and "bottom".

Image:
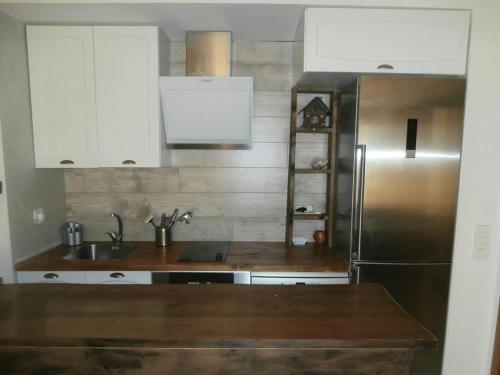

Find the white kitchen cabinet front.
[
  {"left": 94, "top": 27, "right": 167, "bottom": 167},
  {"left": 85, "top": 271, "right": 152, "bottom": 284},
  {"left": 299, "top": 8, "right": 470, "bottom": 76},
  {"left": 27, "top": 26, "right": 169, "bottom": 168},
  {"left": 17, "top": 271, "right": 86, "bottom": 284},
  {"left": 27, "top": 26, "right": 98, "bottom": 168},
  {"left": 251, "top": 272, "right": 349, "bottom": 285}
]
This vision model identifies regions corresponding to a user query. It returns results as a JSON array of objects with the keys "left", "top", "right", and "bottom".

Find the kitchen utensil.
[
  {"left": 136, "top": 206, "right": 157, "bottom": 228},
  {"left": 167, "top": 209, "right": 179, "bottom": 231},
  {"left": 62, "top": 222, "right": 83, "bottom": 246},
  {"left": 178, "top": 210, "right": 193, "bottom": 224},
  {"left": 160, "top": 213, "right": 167, "bottom": 228}
]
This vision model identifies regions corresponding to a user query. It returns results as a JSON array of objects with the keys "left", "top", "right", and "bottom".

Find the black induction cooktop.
[{"left": 177, "top": 242, "right": 229, "bottom": 263}]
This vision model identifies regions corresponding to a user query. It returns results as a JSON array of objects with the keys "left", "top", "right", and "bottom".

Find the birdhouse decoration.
[{"left": 298, "top": 97, "right": 330, "bottom": 130}]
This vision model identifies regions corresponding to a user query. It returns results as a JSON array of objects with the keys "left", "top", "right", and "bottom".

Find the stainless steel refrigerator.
[{"left": 335, "top": 76, "right": 466, "bottom": 375}]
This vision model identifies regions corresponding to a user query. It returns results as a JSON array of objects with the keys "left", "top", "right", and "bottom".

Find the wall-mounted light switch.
[
  {"left": 473, "top": 222, "right": 490, "bottom": 259},
  {"left": 33, "top": 208, "right": 45, "bottom": 224}
]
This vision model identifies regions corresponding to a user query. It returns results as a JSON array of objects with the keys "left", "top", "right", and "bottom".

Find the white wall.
[
  {"left": 0, "top": 119, "right": 14, "bottom": 283},
  {"left": 0, "top": 11, "right": 67, "bottom": 265}
]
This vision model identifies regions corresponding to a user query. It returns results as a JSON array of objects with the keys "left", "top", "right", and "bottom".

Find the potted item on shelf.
[
  {"left": 313, "top": 230, "right": 326, "bottom": 246},
  {"left": 298, "top": 97, "right": 330, "bottom": 130}
]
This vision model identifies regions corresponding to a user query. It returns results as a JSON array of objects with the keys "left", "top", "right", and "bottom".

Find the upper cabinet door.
[
  {"left": 27, "top": 26, "right": 98, "bottom": 168},
  {"left": 94, "top": 26, "right": 161, "bottom": 167},
  {"left": 303, "top": 8, "right": 470, "bottom": 76}
]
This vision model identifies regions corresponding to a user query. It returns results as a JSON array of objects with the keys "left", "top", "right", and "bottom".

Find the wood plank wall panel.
[
  {"left": 64, "top": 41, "right": 329, "bottom": 242},
  {"left": 66, "top": 192, "right": 325, "bottom": 218},
  {"left": 64, "top": 168, "right": 180, "bottom": 193}
]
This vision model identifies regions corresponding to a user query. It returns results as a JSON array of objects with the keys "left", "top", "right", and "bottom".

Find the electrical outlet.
[
  {"left": 33, "top": 208, "right": 45, "bottom": 224},
  {"left": 473, "top": 222, "right": 490, "bottom": 259}
]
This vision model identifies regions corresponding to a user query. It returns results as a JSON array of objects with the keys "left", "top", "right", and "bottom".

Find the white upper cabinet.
[
  {"left": 27, "top": 26, "right": 169, "bottom": 168},
  {"left": 301, "top": 8, "right": 470, "bottom": 76},
  {"left": 27, "top": 26, "right": 98, "bottom": 168},
  {"left": 94, "top": 27, "right": 167, "bottom": 167}
]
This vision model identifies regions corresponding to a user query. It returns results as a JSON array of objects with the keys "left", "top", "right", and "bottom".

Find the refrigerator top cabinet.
[
  {"left": 298, "top": 8, "right": 470, "bottom": 76},
  {"left": 348, "top": 76, "right": 466, "bottom": 263},
  {"left": 160, "top": 77, "right": 253, "bottom": 147}
]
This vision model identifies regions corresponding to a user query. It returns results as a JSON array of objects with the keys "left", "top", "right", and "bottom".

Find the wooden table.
[
  {"left": 15, "top": 241, "right": 349, "bottom": 272},
  {"left": 0, "top": 283, "right": 436, "bottom": 374}
]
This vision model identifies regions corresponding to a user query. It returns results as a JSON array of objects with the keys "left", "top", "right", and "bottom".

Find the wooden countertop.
[
  {"left": 0, "top": 283, "right": 436, "bottom": 350},
  {"left": 15, "top": 242, "right": 349, "bottom": 273}
]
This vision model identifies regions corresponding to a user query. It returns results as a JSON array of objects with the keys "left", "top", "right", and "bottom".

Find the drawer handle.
[
  {"left": 59, "top": 160, "right": 74, "bottom": 165},
  {"left": 110, "top": 272, "right": 125, "bottom": 279},
  {"left": 377, "top": 64, "right": 394, "bottom": 70},
  {"left": 122, "top": 160, "right": 136, "bottom": 165},
  {"left": 43, "top": 273, "right": 59, "bottom": 279}
]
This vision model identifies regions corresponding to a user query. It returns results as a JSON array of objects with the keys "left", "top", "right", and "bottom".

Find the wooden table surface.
[
  {"left": 15, "top": 241, "right": 349, "bottom": 273},
  {"left": 0, "top": 283, "right": 435, "bottom": 350}
]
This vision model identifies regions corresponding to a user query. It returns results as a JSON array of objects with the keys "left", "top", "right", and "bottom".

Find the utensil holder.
[{"left": 155, "top": 227, "right": 170, "bottom": 247}]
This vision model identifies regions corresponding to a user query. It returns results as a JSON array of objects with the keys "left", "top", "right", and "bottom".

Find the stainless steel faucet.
[{"left": 105, "top": 213, "right": 123, "bottom": 244}]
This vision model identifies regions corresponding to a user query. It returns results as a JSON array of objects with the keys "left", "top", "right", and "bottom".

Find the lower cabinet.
[
  {"left": 17, "top": 271, "right": 86, "bottom": 284},
  {"left": 17, "top": 271, "right": 151, "bottom": 285},
  {"left": 251, "top": 272, "right": 349, "bottom": 285},
  {"left": 17, "top": 271, "right": 349, "bottom": 285},
  {"left": 85, "top": 271, "right": 151, "bottom": 284}
]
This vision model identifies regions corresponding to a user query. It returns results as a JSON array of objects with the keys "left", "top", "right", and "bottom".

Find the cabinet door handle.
[
  {"left": 43, "top": 273, "right": 59, "bottom": 279},
  {"left": 59, "top": 160, "right": 74, "bottom": 165},
  {"left": 122, "top": 160, "right": 136, "bottom": 165},
  {"left": 377, "top": 64, "right": 394, "bottom": 70},
  {"left": 110, "top": 272, "right": 125, "bottom": 279}
]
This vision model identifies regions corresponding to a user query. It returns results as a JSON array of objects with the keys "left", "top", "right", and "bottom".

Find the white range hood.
[{"left": 160, "top": 76, "right": 253, "bottom": 148}]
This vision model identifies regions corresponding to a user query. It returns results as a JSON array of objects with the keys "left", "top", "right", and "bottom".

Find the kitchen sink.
[{"left": 64, "top": 243, "right": 138, "bottom": 260}]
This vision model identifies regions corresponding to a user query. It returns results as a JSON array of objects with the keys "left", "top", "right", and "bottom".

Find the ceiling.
[{"left": 0, "top": 3, "right": 308, "bottom": 41}]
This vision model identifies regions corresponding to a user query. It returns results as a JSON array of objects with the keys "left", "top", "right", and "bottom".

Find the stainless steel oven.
[{"left": 152, "top": 271, "right": 250, "bottom": 285}]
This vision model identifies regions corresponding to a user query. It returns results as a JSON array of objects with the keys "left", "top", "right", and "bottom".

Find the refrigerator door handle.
[{"left": 351, "top": 145, "right": 366, "bottom": 260}]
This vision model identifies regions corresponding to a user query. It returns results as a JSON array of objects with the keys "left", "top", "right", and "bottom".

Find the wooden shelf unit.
[
  {"left": 295, "top": 128, "right": 333, "bottom": 134},
  {"left": 286, "top": 85, "right": 339, "bottom": 247},
  {"left": 292, "top": 213, "right": 328, "bottom": 221}
]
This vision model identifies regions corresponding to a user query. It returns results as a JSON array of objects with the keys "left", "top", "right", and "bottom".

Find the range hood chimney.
[{"left": 186, "top": 31, "right": 231, "bottom": 77}]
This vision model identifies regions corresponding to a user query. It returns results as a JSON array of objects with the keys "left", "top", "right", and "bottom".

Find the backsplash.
[{"left": 64, "top": 41, "right": 328, "bottom": 242}]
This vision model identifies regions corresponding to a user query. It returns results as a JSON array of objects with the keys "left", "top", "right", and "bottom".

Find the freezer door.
[
  {"left": 355, "top": 262, "right": 451, "bottom": 375},
  {"left": 355, "top": 76, "right": 465, "bottom": 262}
]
